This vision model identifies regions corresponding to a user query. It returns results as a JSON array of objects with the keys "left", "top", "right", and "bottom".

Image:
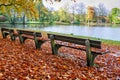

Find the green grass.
[{"left": 101, "top": 39, "right": 120, "bottom": 46}]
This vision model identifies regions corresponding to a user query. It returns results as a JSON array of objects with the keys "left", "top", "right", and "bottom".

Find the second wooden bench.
[{"left": 17, "top": 30, "right": 47, "bottom": 49}]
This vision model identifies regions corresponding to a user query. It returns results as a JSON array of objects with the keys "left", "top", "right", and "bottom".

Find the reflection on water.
[{"left": 0, "top": 24, "right": 120, "bottom": 41}]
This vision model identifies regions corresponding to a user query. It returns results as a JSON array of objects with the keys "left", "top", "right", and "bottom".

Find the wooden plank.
[
  {"left": 21, "top": 34, "right": 34, "bottom": 39},
  {"left": 17, "top": 30, "right": 34, "bottom": 36},
  {"left": 35, "top": 32, "right": 42, "bottom": 37},
  {"left": 56, "top": 44, "right": 103, "bottom": 54},
  {"left": 9, "top": 29, "right": 14, "bottom": 33},
  {"left": 1, "top": 27, "right": 9, "bottom": 32},
  {"left": 1, "top": 28, "right": 14, "bottom": 34},
  {"left": 48, "top": 34, "right": 101, "bottom": 48}
]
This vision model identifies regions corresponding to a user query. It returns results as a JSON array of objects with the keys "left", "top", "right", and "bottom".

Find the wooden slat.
[
  {"left": 1, "top": 28, "right": 14, "bottom": 33},
  {"left": 9, "top": 29, "right": 14, "bottom": 32},
  {"left": 48, "top": 34, "right": 101, "bottom": 49},
  {"left": 56, "top": 44, "right": 103, "bottom": 54},
  {"left": 21, "top": 34, "right": 34, "bottom": 39},
  {"left": 17, "top": 30, "right": 34, "bottom": 36},
  {"left": 35, "top": 32, "right": 42, "bottom": 37},
  {"left": 1, "top": 27, "right": 9, "bottom": 32},
  {"left": 56, "top": 44, "right": 86, "bottom": 51}
]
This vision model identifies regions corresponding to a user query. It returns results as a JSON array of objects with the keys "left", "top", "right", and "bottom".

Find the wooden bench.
[
  {"left": 17, "top": 30, "right": 47, "bottom": 49},
  {"left": 48, "top": 34, "right": 109, "bottom": 66},
  {"left": 1, "top": 27, "right": 17, "bottom": 41}
]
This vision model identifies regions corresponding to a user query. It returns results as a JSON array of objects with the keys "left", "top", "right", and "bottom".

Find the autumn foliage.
[
  {"left": 0, "top": 0, "right": 39, "bottom": 19},
  {"left": 0, "top": 33, "right": 120, "bottom": 79}
]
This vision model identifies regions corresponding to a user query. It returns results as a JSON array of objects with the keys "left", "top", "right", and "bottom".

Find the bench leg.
[
  {"left": 50, "top": 38, "right": 56, "bottom": 54},
  {"left": 91, "top": 54, "right": 98, "bottom": 66},
  {"left": 10, "top": 33, "right": 17, "bottom": 41},
  {"left": 11, "top": 36, "right": 16, "bottom": 41},
  {"left": 19, "top": 36, "right": 26, "bottom": 44},
  {"left": 34, "top": 39, "right": 45, "bottom": 49},
  {"left": 85, "top": 39, "right": 97, "bottom": 66},
  {"left": 2, "top": 32, "right": 9, "bottom": 38},
  {"left": 50, "top": 35, "right": 62, "bottom": 55},
  {"left": 50, "top": 39, "right": 58, "bottom": 55}
]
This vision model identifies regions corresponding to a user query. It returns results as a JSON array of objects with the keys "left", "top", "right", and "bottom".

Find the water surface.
[{"left": 1, "top": 24, "right": 120, "bottom": 41}]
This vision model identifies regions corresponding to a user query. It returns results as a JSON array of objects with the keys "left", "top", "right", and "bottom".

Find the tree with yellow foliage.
[
  {"left": 0, "top": 0, "right": 77, "bottom": 24},
  {"left": 35, "top": 0, "right": 49, "bottom": 23},
  {"left": 0, "top": 0, "right": 39, "bottom": 24},
  {"left": 86, "top": 6, "right": 95, "bottom": 24}
]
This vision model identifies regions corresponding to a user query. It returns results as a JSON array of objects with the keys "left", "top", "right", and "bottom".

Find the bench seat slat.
[
  {"left": 56, "top": 44, "right": 106, "bottom": 55},
  {"left": 3, "top": 31, "right": 9, "bottom": 33},
  {"left": 21, "top": 34, "right": 34, "bottom": 39}
]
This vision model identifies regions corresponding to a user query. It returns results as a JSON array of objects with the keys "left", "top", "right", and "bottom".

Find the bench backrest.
[
  {"left": 48, "top": 34, "right": 101, "bottom": 49},
  {"left": 17, "top": 30, "right": 35, "bottom": 36},
  {"left": 35, "top": 32, "right": 42, "bottom": 37},
  {"left": 1, "top": 27, "right": 14, "bottom": 33}
]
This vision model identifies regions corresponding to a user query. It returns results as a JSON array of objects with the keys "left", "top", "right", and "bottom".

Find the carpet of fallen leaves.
[{"left": 0, "top": 34, "right": 120, "bottom": 80}]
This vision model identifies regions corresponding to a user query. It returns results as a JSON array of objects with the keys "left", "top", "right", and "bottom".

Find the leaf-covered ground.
[{"left": 0, "top": 34, "right": 120, "bottom": 80}]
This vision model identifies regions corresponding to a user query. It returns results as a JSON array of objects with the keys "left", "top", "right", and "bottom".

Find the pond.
[{"left": 1, "top": 24, "right": 120, "bottom": 41}]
